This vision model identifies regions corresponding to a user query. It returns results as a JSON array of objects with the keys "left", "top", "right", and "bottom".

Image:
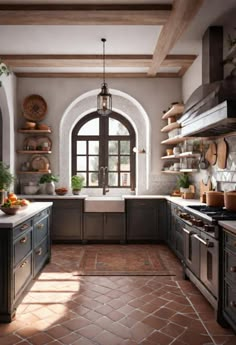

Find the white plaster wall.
[
  {"left": 182, "top": 49, "right": 202, "bottom": 104},
  {"left": 0, "top": 73, "right": 17, "bottom": 175},
  {"left": 17, "top": 77, "right": 182, "bottom": 195}
]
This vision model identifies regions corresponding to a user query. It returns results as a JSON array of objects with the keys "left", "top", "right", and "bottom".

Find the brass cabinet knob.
[{"left": 20, "top": 236, "right": 27, "bottom": 244}]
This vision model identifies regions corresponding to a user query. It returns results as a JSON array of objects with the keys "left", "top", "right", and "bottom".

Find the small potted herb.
[
  {"left": 71, "top": 174, "right": 84, "bottom": 195},
  {"left": 0, "top": 162, "right": 15, "bottom": 204},
  {"left": 177, "top": 173, "right": 190, "bottom": 193},
  {"left": 39, "top": 173, "right": 59, "bottom": 195}
]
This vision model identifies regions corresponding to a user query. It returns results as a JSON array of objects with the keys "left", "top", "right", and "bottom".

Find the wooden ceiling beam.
[
  {"left": 0, "top": 4, "right": 172, "bottom": 25},
  {"left": 1, "top": 54, "right": 196, "bottom": 69},
  {"left": 14, "top": 72, "right": 180, "bottom": 79},
  {"left": 148, "top": 0, "right": 204, "bottom": 75}
]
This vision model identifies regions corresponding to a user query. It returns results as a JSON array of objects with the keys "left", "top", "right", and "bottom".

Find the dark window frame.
[{"left": 72, "top": 111, "right": 136, "bottom": 190}]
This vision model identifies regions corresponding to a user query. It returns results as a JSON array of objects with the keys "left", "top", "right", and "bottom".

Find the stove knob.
[
  {"left": 179, "top": 212, "right": 187, "bottom": 219},
  {"left": 196, "top": 220, "right": 204, "bottom": 227},
  {"left": 230, "top": 266, "right": 236, "bottom": 273},
  {"left": 204, "top": 224, "right": 215, "bottom": 232}
]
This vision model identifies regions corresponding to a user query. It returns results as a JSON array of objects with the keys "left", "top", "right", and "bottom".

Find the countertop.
[
  {"left": 219, "top": 221, "right": 236, "bottom": 236},
  {"left": 0, "top": 202, "right": 53, "bottom": 228}
]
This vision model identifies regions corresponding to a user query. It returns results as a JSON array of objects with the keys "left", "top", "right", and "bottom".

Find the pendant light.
[{"left": 97, "top": 38, "right": 112, "bottom": 116}]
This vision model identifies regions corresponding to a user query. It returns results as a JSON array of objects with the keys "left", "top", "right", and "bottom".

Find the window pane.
[
  {"left": 78, "top": 118, "right": 99, "bottom": 136},
  {"left": 108, "top": 172, "right": 118, "bottom": 186},
  {"left": 76, "top": 156, "right": 86, "bottom": 170},
  {"left": 109, "top": 156, "right": 118, "bottom": 171},
  {"left": 89, "top": 172, "right": 99, "bottom": 186},
  {"left": 120, "top": 140, "right": 130, "bottom": 154},
  {"left": 109, "top": 118, "right": 129, "bottom": 135},
  {"left": 77, "top": 141, "right": 86, "bottom": 154},
  {"left": 89, "top": 141, "right": 99, "bottom": 154},
  {"left": 120, "top": 156, "right": 130, "bottom": 171},
  {"left": 121, "top": 173, "right": 130, "bottom": 186},
  {"left": 78, "top": 172, "right": 87, "bottom": 185},
  {"left": 109, "top": 140, "right": 118, "bottom": 154},
  {"left": 89, "top": 156, "right": 98, "bottom": 171}
]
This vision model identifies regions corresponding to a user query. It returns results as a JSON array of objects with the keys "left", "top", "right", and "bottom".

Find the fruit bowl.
[
  {"left": 55, "top": 188, "right": 68, "bottom": 196},
  {"left": 0, "top": 206, "right": 21, "bottom": 215}
]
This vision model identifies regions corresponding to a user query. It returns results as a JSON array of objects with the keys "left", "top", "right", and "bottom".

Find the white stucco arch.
[{"left": 59, "top": 88, "right": 150, "bottom": 194}]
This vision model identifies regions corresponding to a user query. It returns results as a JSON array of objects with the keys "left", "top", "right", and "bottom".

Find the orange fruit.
[
  {"left": 8, "top": 193, "right": 17, "bottom": 202},
  {"left": 20, "top": 199, "right": 30, "bottom": 206}
]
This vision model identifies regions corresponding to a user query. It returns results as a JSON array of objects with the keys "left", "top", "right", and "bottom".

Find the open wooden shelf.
[
  {"left": 17, "top": 150, "right": 52, "bottom": 154},
  {"left": 161, "top": 136, "right": 189, "bottom": 145},
  {"left": 17, "top": 170, "right": 51, "bottom": 174},
  {"left": 18, "top": 129, "right": 52, "bottom": 134},
  {"left": 162, "top": 168, "right": 198, "bottom": 174},
  {"left": 162, "top": 104, "right": 184, "bottom": 119},
  {"left": 161, "top": 122, "right": 181, "bottom": 133}
]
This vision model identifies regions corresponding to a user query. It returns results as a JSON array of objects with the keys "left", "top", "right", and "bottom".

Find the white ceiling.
[{"left": 0, "top": 0, "right": 235, "bottom": 77}]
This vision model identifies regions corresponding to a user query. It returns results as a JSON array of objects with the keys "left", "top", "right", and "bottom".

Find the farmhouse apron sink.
[{"left": 84, "top": 196, "right": 125, "bottom": 213}]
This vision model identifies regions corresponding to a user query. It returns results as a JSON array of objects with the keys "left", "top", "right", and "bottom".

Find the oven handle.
[
  {"left": 193, "top": 234, "right": 214, "bottom": 248},
  {"left": 182, "top": 227, "right": 194, "bottom": 235}
]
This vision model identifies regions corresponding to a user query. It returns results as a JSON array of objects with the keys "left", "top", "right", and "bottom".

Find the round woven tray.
[{"left": 23, "top": 94, "right": 47, "bottom": 121}]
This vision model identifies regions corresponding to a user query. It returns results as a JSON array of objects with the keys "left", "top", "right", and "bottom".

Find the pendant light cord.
[{"left": 102, "top": 38, "right": 106, "bottom": 85}]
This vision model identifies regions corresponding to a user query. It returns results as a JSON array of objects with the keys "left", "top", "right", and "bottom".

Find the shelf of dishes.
[
  {"left": 162, "top": 104, "right": 184, "bottom": 120},
  {"left": 161, "top": 136, "right": 190, "bottom": 145},
  {"left": 17, "top": 170, "right": 51, "bottom": 174},
  {"left": 161, "top": 152, "right": 201, "bottom": 160},
  {"left": 161, "top": 122, "right": 181, "bottom": 133},
  {"left": 17, "top": 150, "right": 52, "bottom": 154},
  {"left": 162, "top": 169, "right": 198, "bottom": 174},
  {"left": 18, "top": 129, "right": 52, "bottom": 133}
]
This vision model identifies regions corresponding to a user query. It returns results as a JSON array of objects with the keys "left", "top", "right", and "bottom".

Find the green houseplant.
[
  {"left": 39, "top": 173, "right": 59, "bottom": 195},
  {"left": 177, "top": 173, "right": 190, "bottom": 193},
  {"left": 71, "top": 174, "right": 84, "bottom": 195},
  {"left": 0, "top": 162, "right": 15, "bottom": 204}
]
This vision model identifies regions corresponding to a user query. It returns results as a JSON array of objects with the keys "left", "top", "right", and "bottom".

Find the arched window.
[{"left": 72, "top": 112, "right": 135, "bottom": 190}]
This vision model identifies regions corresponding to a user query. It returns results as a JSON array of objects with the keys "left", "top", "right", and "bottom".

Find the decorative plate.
[
  {"left": 23, "top": 137, "right": 37, "bottom": 150},
  {"left": 30, "top": 155, "right": 50, "bottom": 171},
  {"left": 23, "top": 94, "right": 47, "bottom": 121}
]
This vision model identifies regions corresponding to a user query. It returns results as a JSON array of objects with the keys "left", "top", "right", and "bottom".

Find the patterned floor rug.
[{"left": 72, "top": 244, "right": 176, "bottom": 276}]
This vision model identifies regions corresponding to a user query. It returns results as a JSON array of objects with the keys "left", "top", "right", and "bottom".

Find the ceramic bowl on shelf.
[
  {"left": 24, "top": 121, "right": 36, "bottom": 130},
  {"left": 24, "top": 185, "right": 39, "bottom": 195}
]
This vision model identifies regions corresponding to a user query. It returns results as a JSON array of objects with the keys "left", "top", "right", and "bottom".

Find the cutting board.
[
  {"left": 200, "top": 178, "right": 212, "bottom": 202},
  {"left": 217, "top": 138, "right": 228, "bottom": 169},
  {"left": 205, "top": 142, "right": 217, "bottom": 165}
]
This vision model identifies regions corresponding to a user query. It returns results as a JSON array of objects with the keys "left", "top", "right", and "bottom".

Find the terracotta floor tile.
[{"left": 1, "top": 244, "right": 236, "bottom": 345}]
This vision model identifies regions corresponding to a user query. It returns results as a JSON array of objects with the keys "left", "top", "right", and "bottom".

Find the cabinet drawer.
[
  {"left": 33, "top": 208, "right": 49, "bottom": 224},
  {"left": 126, "top": 199, "right": 157, "bottom": 208},
  {"left": 224, "top": 280, "right": 236, "bottom": 323},
  {"left": 14, "top": 253, "right": 33, "bottom": 300},
  {"left": 224, "top": 231, "right": 236, "bottom": 252},
  {"left": 14, "top": 230, "right": 32, "bottom": 267},
  {"left": 225, "top": 249, "right": 236, "bottom": 283},
  {"left": 34, "top": 237, "right": 49, "bottom": 276},
  {"left": 34, "top": 216, "right": 48, "bottom": 245},
  {"left": 13, "top": 220, "right": 33, "bottom": 240}
]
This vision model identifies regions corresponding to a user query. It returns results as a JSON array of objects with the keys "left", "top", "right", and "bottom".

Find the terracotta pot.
[
  {"left": 206, "top": 191, "right": 224, "bottom": 207},
  {"left": 224, "top": 191, "right": 236, "bottom": 211}
]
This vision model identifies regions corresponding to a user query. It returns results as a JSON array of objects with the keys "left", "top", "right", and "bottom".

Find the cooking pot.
[
  {"left": 224, "top": 191, "right": 236, "bottom": 211},
  {"left": 206, "top": 191, "right": 224, "bottom": 207}
]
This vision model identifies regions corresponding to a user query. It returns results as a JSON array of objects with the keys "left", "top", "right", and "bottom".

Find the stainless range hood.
[{"left": 179, "top": 78, "right": 236, "bottom": 137}]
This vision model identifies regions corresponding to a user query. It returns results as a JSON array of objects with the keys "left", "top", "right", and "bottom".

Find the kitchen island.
[{"left": 0, "top": 202, "right": 52, "bottom": 322}]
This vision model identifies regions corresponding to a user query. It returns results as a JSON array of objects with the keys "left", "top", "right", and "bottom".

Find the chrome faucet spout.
[{"left": 100, "top": 166, "right": 109, "bottom": 195}]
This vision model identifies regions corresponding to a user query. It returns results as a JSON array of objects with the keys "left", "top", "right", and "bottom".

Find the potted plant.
[
  {"left": 39, "top": 173, "right": 59, "bottom": 195},
  {"left": 0, "top": 162, "right": 15, "bottom": 204},
  {"left": 71, "top": 174, "right": 84, "bottom": 195},
  {"left": 177, "top": 173, "right": 190, "bottom": 193}
]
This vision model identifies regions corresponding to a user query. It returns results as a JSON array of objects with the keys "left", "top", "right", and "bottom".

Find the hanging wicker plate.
[{"left": 23, "top": 94, "right": 47, "bottom": 121}]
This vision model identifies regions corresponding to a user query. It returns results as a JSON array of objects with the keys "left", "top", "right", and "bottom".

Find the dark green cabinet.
[
  {"left": 83, "top": 213, "right": 125, "bottom": 242},
  {"left": 0, "top": 205, "right": 51, "bottom": 322},
  {"left": 126, "top": 199, "right": 167, "bottom": 241},
  {"left": 221, "top": 228, "right": 236, "bottom": 332}
]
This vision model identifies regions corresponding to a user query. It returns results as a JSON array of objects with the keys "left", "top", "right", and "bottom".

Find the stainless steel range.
[{"left": 174, "top": 204, "right": 236, "bottom": 312}]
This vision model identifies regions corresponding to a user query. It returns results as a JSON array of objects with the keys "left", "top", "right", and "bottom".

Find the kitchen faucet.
[{"left": 100, "top": 166, "right": 109, "bottom": 195}]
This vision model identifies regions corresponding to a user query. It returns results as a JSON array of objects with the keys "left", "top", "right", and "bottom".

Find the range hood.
[
  {"left": 179, "top": 78, "right": 236, "bottom": 137},
  {"left": 179, "top": 25, "right": 236, "bottom": 138}
]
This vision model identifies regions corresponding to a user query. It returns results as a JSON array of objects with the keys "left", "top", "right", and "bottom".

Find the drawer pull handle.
[
  {"left": 230, "top": 266, "right": 236, "bottom": 273},
  {"left": 20, "top": 224, "right": 29, "bottom": 231},
  {"left": 37, "top": 223, "right": 44, "bottom": 230},
  {"left": 230, "top": 301, "right": 236, "bottom": 308},
  {"left": 36, "top": 248, "right": 42, "bottom": 256},
  {"left": 20, "top": 260, "right": 27, "bottom": 268},
  {"left": 20, "top": 236, "right": 27, "bottom": 244}
]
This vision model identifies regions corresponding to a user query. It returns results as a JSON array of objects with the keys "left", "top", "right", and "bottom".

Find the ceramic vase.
[{"left": 46, "top": 182, "right": 55, "bottom": 195}]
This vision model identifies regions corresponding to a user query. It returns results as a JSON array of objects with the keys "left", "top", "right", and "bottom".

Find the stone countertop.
[
  {"left": 219, "top": 221, "right": 236, "bottom": 236},
  {"left": 0, "top": 202, "right": 53, "bottom": 228},
  {"left": 18, "top": 194, "right": 88, "bottom": 200}
]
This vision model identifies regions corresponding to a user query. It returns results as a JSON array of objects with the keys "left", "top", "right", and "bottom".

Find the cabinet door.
[
  {"left": 104, "top": 213, "right": 125, "bottom": 241},
  {"left": 126, "top": 200, "right": 158, "bottom": 240},
  {"left": 156, "top": 200, "right": 167, "bottom": 241},
  {"left": 83, "top": 213, "right": 103, "bottom": 240},
  {"left": 52, "top": 200, "right": 82, "bottom": 241}
]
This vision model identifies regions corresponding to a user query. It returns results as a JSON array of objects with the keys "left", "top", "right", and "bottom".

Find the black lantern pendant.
[{"left": 97, "top": 38, "right": 112, "bottom": 116}]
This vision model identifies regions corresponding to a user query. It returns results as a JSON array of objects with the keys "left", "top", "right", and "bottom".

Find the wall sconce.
[{"left": 133, "top": 147, "right": 146, "bottom": 154}]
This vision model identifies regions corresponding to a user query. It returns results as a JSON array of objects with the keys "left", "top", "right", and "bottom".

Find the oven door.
[
  {"left": 194, "top": 234, "right": 218, "bottom": 299},
  {"left": 182, "top": 224, "right": 200, "bottom": 278}
]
